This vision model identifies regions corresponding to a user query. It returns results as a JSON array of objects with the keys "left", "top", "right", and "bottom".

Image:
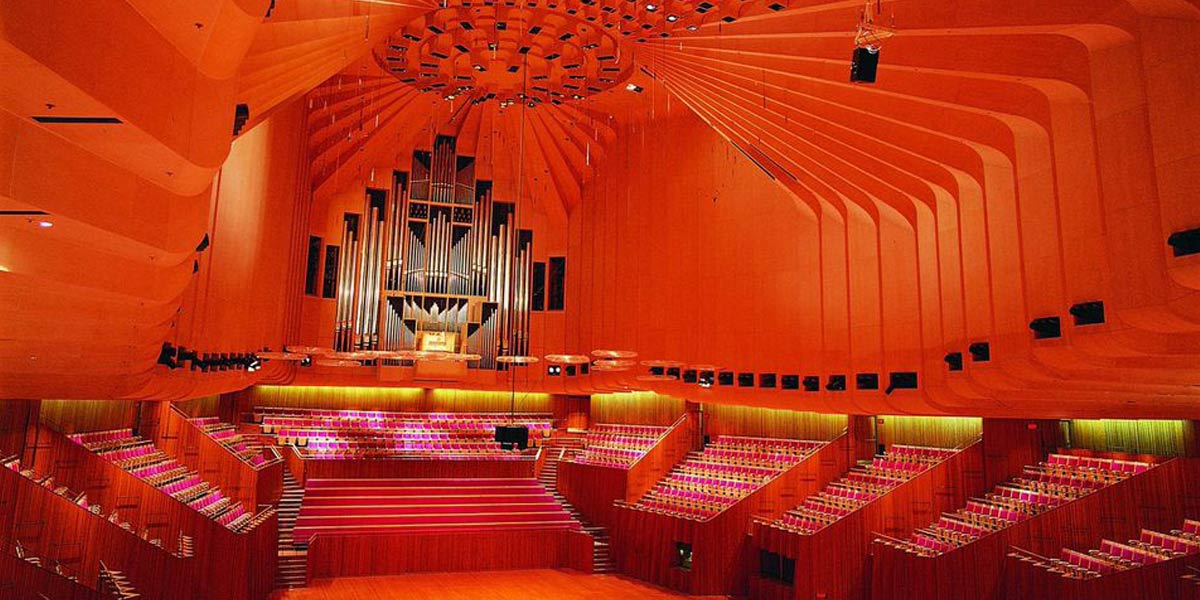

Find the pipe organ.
[{"left": 334, "top": 135, "right": 534, "bottom": 369}]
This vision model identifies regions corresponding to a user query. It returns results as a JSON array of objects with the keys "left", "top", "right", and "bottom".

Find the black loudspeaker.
[
  {"left": 718, "top": 371, "right": 734, "bottom": 386},
  {"left": 781, "top": 375, "right": 800, "bottom": 390},
  {"left": 1070, "top": 301, "right": 1105, "bottom": 326},
  {"left": 682, "top": 369, "right": 698, "bottom": 384},
  {"left": 1030, "top": 316, "right": 1062, "bottom": 340},
  {"left": 495, "top": 425, "right": 529, "bottom": 450},
  {"left": 968, "top": 342, "right": 991, "bottom": 362},
  {"left": 856, "top": 373, "right": 879, "bottom": 390},
  {"left": 759, "top": 373, "right": 777, "bottom": 388},
  {"left": 802, "top": 376, "right": 820, "bottom": 392},
  {"left": 232, "top": 103, "right": 250, "bottom": 136},
  {"left": 944, "top": 352, "right": 964, "bottom": 371},
  {"left": 826, "top": 375, "right": 847, "bottom": 391},
  {"left": 737, "top": 373, "right": 755, "bottom": 387},
  {"left": 1168, "top": 227, "right": 1200, "bottom": 257},
  {"left": 887, "top": 372, "right": 918, "bottom": 394},
  {"left": 850, "top": 47, "right": 880, "bottom": 83},
  {"left": 196, "top": 233, "right": 210, "bottom": 252}
]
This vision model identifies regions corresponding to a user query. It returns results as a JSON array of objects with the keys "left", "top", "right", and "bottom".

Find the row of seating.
[
  {"left": 291, "top": 477, "right": 581, "bottom": 543},
  {"left": 1010, "top": 520, "right": 1200, "bottom": 579},
  {"left": 189, "top": 417, "right": 270, "bottom": 466},
  {"left": 255, "top": 407, "right": 552, "bottom": 459},
  {"left": 573, "top": 423, "right": 669, "bottom": 468},
  {"left": 773, "top": 444, "right": 958, "bottom": 534},
  {"left": 70, "top": 429, "right": 254, "bottom": 531},
  {"left": 876, "top": 454, "right": 1153, "bottom": 557},
  {"left": 630, "top": 436, "right": 825, "bottom": 520}
]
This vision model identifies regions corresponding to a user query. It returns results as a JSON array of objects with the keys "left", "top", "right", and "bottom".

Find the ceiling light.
[
  {"left": 666, "top": 14, "right": 678, "bottom": 22},
  {"left": 687, "top": 25, "right": 698, "bottom": 31},
  {"left": 0, "top": 266, "right": 8, "bottom": 273},
  {"left": 645, "top": 3, "right": 658, "bottom": 11},
  {"left": 33, "top": 220, "right": 53, "bottom": 228},
  {"left": 625, "top": 83, "right": 643, "bottom": 93}
]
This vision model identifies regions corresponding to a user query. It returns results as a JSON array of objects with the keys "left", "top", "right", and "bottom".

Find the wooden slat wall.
[
  {"left": 38, "top": 400, "right": 136, "bottom": 434},
  {"left": 26, "top": 425, "right": 278, "bottom": 600},
  {"left": 305, "top": 528, "right": 593, "bottom": 580},
  {"left": 702, "top": 404, "right": 847, "bottom": 441},
  {"left": 590, "top": 392, "right": 686, "bottom": 426},
  {"left": 751, "top": 442, "right": 987, "bottom": 600},
  {"left": 557, "top": 413, "right": 696, "bottom": 529},
  {"left": 869, "top": 458, "right": 1200, "bottom": 600},
  {"left": 173, "top": 396, "right": 220, "bottom": 418},
  {"left": 981, "top": 419, "right": 1064, "bottom": 489},
  {"left": 608, "top": 436, "right": 850, "bottom": 596},
  {"left": 2, "top": 461, "right": 194, "bottom": 600},
  {"left": 0, "top": 400, "right": 35, "bottom": 458},
  {"left": 240, "top": 385, "right": 555, "bottom": 415},
  {"left": 1066, "top": 419, "right": 1196, "bottom": 458},
  {"left": 0, "top": 549, "right": 105, "bottom": 600},
  {"left": 1003, "top": 548, "right": 1200, "bottom": 599},
  {"left": 875, "top": 416, "right": 983, "bottom": 449},
  {"left": 157, "top": 407, "right": 282, "bottom": 509},
  {"left": 240, "top": 386, "right": 426, "bottom": 412}
]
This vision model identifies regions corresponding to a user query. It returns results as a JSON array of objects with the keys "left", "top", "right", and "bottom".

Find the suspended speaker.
[
  {"left": 1069, "top": 301, "right": 1105, "bottom": 326},
  {"left": 850, "top": 47, "right": 879, "bottom": 83},
  {"left": 1030, "top": 316, "right": 1062, "bottom": 340},
  {"left": 968, "top": 342, "right": 990, "bottom": 362}
]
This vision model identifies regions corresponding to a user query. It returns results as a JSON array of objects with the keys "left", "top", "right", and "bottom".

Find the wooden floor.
[{"left": 271, "top": 569, "right": 723, "bottom": 599}]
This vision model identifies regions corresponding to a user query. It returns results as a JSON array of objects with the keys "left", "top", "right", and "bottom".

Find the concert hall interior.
[{"left": 2, "top": 0, "right": 1200, "bottom": 598}]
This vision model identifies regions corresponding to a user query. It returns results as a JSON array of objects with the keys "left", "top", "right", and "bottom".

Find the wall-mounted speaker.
[
  {"left": 1030, "top": 316, "right": 1062, "bottom": 340},
  {"left": 887, "top": 372, "right": 918, "bottom": 394},
  {"left": 737, "top": 373, "right": 755, "bottom": 387},
  {"left": 1168, "top": 227, "right": 1200, "bottom": 257},
  {"left": 781, "top": 375, "right": 799, "bottom": 390},
  {"left": 856, "top": 373, "right": 879, "bottom": 390},
  {"left": 759, "top": 373, "right": 777, "bottom": 388},
  {"left": 944, "top": 352, "right": 964, "bottom": 371},
  {"left": 718, "top": 371, "right": 734, "bottom": 386},
  {"left": 1069, "top": 301, "right": 1105, "bottom": 326},
  {"left": 802, "top": 376, "right": 820, "bottom": 392},
  {"left": 826, "top": 375, "right": 847, "bottom": 391},
  {"left": 232, "top": 103, "right": 250, "bottom": 136},
  {"left": 682, "top": 369, "right": 698, "bottom": 384},
  {"left": 850, "top": 47, "right": 879, "bottom": 83},
  {"left": 969, "top": 342, "right": 990, "bottom": 362}
]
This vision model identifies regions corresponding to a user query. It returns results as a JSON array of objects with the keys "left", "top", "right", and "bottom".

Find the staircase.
[
  {"left": 540, "top": 432, "right": 614, "bottom": 574},
  {"left": 274, "top": 468, "right": 308, "bottom": 590}
]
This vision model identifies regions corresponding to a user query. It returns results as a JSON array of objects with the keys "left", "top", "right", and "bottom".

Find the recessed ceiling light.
[
  {"left": 645, "top": 3, "right": 657, "bottom": 11},
  {"left": 666, "top": 14, "right": 678, "bottom": 22},
  {"left": 0, "top": 266, "right": 9, "bottom": 273},
  {"left": 625, "top": 83, "right": 643, "bottom": 93},
  {"left": 35, "top": 220, "right": 53, "bottom": 228}
]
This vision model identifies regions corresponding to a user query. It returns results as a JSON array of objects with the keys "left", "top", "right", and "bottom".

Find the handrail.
[
  {"left": 170, "top": 405, "right": 282, "bottom": 470},
  {"left": 3, "top": 458, "right": 188, "bottom": 559}
]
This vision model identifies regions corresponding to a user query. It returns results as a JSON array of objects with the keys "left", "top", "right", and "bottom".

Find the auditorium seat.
[
  {"left": 571, "top": 423, "right": 669, "bottom": 468},
  {"left": 291, "top": 477, "right": 581, "bottom": 543},
  {"left": 1010, "top": 519, "right": 1200, "bottom": 580},
  {"left": 628, "top": 435, "right": 825, "bottom": 520},
  {"left": 875, "top": 454, "right": 1154, "bottom": 556},
  {"left": 190, "top": 417, "right": 271, "bottom": 466},
  {"left": 70, "top": 430, "right": 254, "bottom": 531},
  {"left": 255, "top": 408, "right": 552, "bottom": 459},
  {"left": 771, "top": 444, "right": 958, "bottom": 534}
]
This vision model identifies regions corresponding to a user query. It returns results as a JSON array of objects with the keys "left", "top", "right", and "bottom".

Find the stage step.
[{"left": 274, "top": 467, "right": 308, "bottom": 590}]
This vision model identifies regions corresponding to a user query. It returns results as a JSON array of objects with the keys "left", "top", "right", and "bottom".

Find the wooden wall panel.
[
  {"left": 590, "top": 392, "right": 686, "bottom": 426},
  {"left": 1003, "top": 549, "right": 1200, "bottom": 599},
  {"left": 1066, "top": 419, "right": 1196, "bottom": 458},
  {"left": 306, "top": 528, "right": 593, "bottom": 580},
  {"left": 26, "top": 425, "right": 278, "bottom": 600},
  {"left": 558, "top": 413, "right": 695, "bottom": 528},
  {"left": 0, "top": 549, "right": 105, "bottom": 600},
  {"left": 0, "top": 400, "right": 36, "bottom": 458},
  {"left": 751, "top": 442, "right": 987, "bottom": 600},
  {"left": 869, "top": 458, "right": 1200, "bottom": 600},
  {"left": 173, "top": 396, "right": 221, "bottom": 418},
  {"left": 981, "top": 419, "right": 1064, "bottom": 489},
  {"left": 156, "top": 406, "right": 282, "bottom": 509},
  {"left": 38, "top": 400, "right": 135, "bottom": 434},
  {"left": 609, "top": 435, "right": 849, "bottom": 596},
  {"left": 875, "top": 416, "right": 983, "bottom": 449},
  {"left": 240, "top": 385, "right": 554, "bottom": 415},
  {"left": 425, "top": 389, "right": 554, "bottom": 414},
  {"left": 702, "top": 404, "right": 847, "bottom": 442},
  {"left": 553, "top": 395, "right": 590, "bottom": 431}
]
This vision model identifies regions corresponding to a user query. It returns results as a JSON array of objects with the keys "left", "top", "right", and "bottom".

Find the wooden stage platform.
[{"left": 271, "top": 569, "right": 726, "bottom": 599}]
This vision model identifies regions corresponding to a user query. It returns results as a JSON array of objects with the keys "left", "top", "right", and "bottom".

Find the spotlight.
[
  {"left": 645, "top": 3, "right": 657, "bottom": 11},
  {"left": 300, "top": 356, "right": 313, "bottom": 367},
  {"left": 625, "top": 83, "right": 643, "bottom": 93},
  {"left": 248, "top": 355, "right": 262, "bottom": 372},
  {"left": 156, "top": 342, "right": 180, "bottom": 370},
  {"left": 698, "top": 371, "right": 714, "bottom": 387},
  {"left": 666, "top": 14, "right": 678, "bottom": 22},
  {"left": 34, "top": 220, "right": 53, "bottom": 229},
  {"left": 687, "top": 25, "right": 698, "bottom": 31},
  {"left": 547, "top": 365, "right": 562, "bottom": 376}
]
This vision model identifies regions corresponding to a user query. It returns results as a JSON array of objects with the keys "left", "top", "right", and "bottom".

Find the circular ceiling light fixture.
[
  {"left": 496, "top": 355, "right": 541, "bottom": 365},
  {"left": 544, "top": 354, "right": 591, "bottom": 364},
  {"left": 257, "top": 352, "right": 308, "bottom": 361},
  {"left": 312, "top": 359, "right": 362, "bottom": 367},
  {"left": 592, "top": 349, "right": 639, "bottom": 359}
]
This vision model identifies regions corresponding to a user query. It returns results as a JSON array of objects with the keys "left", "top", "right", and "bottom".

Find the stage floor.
[{"left": 271, "top": 569, "right": 724, "bottom": 599}]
